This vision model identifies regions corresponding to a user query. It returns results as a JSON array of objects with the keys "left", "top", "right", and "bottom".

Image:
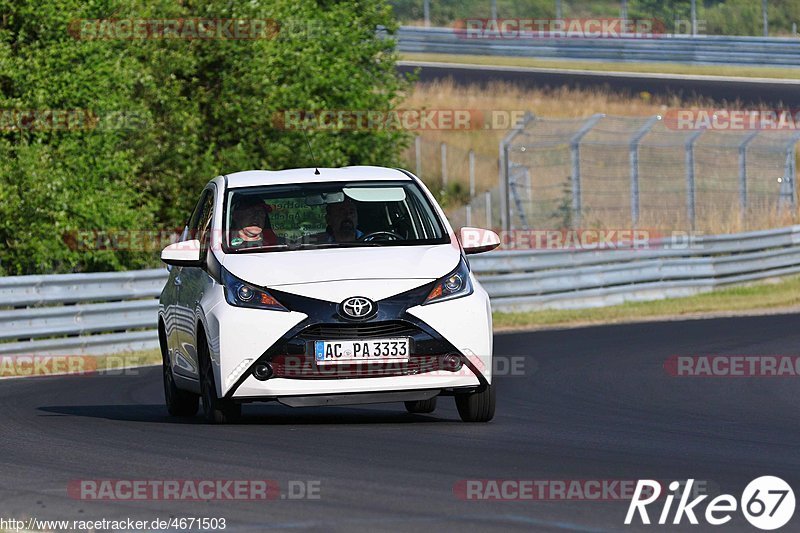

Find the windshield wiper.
[{"left": 288, "top": 242, "right": 383, "bottom": 250}]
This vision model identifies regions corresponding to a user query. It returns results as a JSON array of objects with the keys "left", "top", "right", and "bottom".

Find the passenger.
[{"left": 229, "top": 197, "right": 279, "bottom": 248}]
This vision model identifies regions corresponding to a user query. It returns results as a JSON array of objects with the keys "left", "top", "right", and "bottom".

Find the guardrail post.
[
  {"left": 629, "top": 115, "right": 660, "bottom": 227},
  {"left": 415, "top": 136, "right": 422, "bottom": 177},
  {"left": 570, "top": 114, "right": 604, "bottom": 228},
  {"left": 781, "top": 132, "right": 800, "bottom": 211},
  {"left": 500, "top": 112, "right": 535, "bottom": 234},
  {"left": 685, "top": 128, "right": 705, "bottom": 231},
  {"left": 738, "top": 131, "right": 759, "bottom": 217}
]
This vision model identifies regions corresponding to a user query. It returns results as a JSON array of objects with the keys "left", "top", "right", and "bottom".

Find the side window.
[
  {"left": 187, "top": 189, "right": 214, "bottom": 259},
  {"left": 187, "top": 191, "right": 208, "bottom": 238}
]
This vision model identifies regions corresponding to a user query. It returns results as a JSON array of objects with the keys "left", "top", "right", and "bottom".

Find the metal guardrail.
[
  {"left": 397, "top": 26, "right": 800, "bottom": 67},
  {"left": 2, "top": 225, "right": 800, "bottom": 355},
  {"left": 0, "top": 270, "right": 166, "bottom": 356},
  {"left": 471, "top": 225, "right": 800, "bottom": 311}
]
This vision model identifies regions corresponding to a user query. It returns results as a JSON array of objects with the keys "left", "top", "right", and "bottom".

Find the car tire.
[
  {"left": 404, "top": 397, "right": 437, "bottom": 414},
  {"left": 455, "top": 384, "right": 495, "bottom": 422},
  {"left": 161, "top": 326, "right": 199, "bottom": 417},
  {"left": 199, "top": 335, "right": 241, "bottom": 424}
]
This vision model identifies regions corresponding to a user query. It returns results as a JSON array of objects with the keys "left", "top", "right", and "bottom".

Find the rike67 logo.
[{"left": 625, "top": 477, "right": 795, "bottom": 530}]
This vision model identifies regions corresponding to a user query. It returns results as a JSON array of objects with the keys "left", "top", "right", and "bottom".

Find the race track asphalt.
[
  {"left": 398, "top": 61, "right": 800, "bottom": 106},
  {"left": 1, "top": 313, "right": 798, "bottom": 532}
]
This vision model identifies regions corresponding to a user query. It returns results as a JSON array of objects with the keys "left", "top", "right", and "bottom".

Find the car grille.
[
  {"left": 297, "top": 321, "right": 421, "bottom": 340},
  {"left": 269, "top": 354, "right": 443, "bottom": 379}
]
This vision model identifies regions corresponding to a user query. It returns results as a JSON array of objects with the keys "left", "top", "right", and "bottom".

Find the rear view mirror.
[
  {"left": 305, "top": 192, "right": 344, "bottom": 206},
  {"left": 161, "top": 240, "right": 202, "bottom": 267},
  {"left": 459, "top": 227, "right": 501, "bottom": 255}
]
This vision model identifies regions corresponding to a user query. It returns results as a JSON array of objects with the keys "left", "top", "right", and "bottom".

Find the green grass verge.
[
  {"left": 493, "top": 274, "right": 800, "bottom": 331},
  {"left": 94, "top": 348, "right": 162, "bottom": 371},
  {"left": 0, "top": 348, "right": 161, "bottom": 378},
  {"left": 401, "top": 52, "right": 800, "bottom": 80}
]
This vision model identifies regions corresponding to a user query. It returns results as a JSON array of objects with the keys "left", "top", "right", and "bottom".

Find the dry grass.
[
  {"left": 401, "top": 80, "right": 800, "bottom": 233},
  {"left": 402, "top": 79, "right": 692, "bottom": 193}
]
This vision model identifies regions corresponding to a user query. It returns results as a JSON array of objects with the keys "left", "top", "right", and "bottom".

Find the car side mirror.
[
  {"left": 161, "top": 240, "right": 203, "bottom": 267},
  {"left": 459, "top": 227, "right": 501, "bottom": 255}
]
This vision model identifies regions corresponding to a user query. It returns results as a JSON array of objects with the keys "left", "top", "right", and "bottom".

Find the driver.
[{"left": 324, "top": 197, "right": 363, "bottom": 243}]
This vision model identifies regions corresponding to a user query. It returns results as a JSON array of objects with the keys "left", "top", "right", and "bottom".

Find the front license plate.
[{"left": 314, "top": 338, "right": 410, "bottom": 365}]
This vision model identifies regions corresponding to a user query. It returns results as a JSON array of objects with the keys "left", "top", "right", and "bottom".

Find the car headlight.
[
  {"left": 424, "top": 258, "right": 473, "bottom": 305},
  {"left": 221, "top": 267, "right": 288, "bottom": 311}
]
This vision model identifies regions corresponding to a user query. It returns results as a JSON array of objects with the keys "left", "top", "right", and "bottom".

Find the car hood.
[{"left": 220, "top": 244, "right": 460, "bottom": 288}]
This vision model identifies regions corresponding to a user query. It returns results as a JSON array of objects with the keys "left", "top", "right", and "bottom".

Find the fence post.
[
  {"left": 685, "top": 128, "right": 705, "bottom": 231},
  {"left": 509, "top": 164, "right": 531, "bottom": 230},
  {"left": 485, "top": 190, "right": 492, "bottom": 229},
  {"left": 415, "top": 136, "right": 422, "bottom": 177},
  {"left": 469, "top": 149, "right": 476, "bottom": 198},
  {"left": 440, "top": 142, "right": 447, "bottom": 187},
  {"left": 629, "top": 115, "right": 660, "bottom": 227},
  {"left": 500, "top": 112, "right": 535, "bottom": 234},
  {"left": 570, "top": 114, "right": 604, "bottom": 228},
  {"left": 738, "top": 131, "right": 759, "bottom": 217},
  {"left": 781, "top": 132, "right": 800, "bottom": 211}
]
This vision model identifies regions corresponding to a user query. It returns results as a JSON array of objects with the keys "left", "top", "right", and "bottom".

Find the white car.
[{"left": 158, "top": 166, "right": 500, "bottom": 423}]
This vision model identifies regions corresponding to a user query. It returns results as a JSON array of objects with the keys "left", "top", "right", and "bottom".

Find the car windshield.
[{"left": 224, "top": 180, "right": 449, "bottom": 253}]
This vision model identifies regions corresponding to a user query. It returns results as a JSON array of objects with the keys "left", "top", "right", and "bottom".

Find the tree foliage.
[{"left": 0, "top": 0, "right": 411, "bottom": 275}]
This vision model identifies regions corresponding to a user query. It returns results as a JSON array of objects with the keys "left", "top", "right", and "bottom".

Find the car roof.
[{"left": 224, "top": 166, "right": 413, "bottom": 189}]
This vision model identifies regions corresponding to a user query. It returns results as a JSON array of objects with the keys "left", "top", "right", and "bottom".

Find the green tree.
[{"left": 0, "top": 0, "right": 411, "bottom": 275}]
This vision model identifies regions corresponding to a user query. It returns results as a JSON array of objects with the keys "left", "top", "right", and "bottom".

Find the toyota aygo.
[{"left": 158, "top": 166, "right": 500, "bottom": 423}]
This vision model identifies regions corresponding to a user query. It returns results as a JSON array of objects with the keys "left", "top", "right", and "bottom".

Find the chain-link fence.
[
  {"left": 403, "top": 137, "right": 502, "bottom": 230},
  {"left": 500, "top": 114, "right": 800, "bottom": 233}
]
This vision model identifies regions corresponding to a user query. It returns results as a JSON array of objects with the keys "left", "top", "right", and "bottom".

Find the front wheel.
[
  {"left": 163, "top": 359, "right": 200, "bottom": 417},
  {"left": 161, "top": 325, "right": 199, "bottom": 417},
  {"left": 199, "top": 337, "right": 241, "bottom": 424},
  {"left": 455, "top": 384, "right": 495, "bottom": 422}
]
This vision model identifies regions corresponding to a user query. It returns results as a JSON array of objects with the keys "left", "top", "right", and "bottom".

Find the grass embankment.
[
  {"left": 493, "top": 274, "right": 800, "bottom": 331},
  {"left": 402, "top": 78, "right": 800, "bottom": 233},
  {"left": 401, "top": 52, "right": 800, "bottom": 80}
]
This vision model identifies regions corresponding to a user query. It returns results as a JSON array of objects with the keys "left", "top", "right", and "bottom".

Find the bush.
[{"left": 0, "top": 0, "right": 411, "bottom": 275}]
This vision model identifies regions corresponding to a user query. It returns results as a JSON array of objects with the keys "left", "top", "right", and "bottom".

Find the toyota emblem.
[{"left": 340, "top": 297, "right": 376, "bottom": 320}]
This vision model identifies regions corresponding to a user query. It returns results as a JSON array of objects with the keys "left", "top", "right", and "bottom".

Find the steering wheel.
[{"left": 360, "top": 231, "right": 403, "bottom": 242}]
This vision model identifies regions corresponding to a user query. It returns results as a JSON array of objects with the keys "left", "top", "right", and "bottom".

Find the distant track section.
[
  {"left": 397, "top": 26, "right": 800, "bottom": 68},
  {"left": 398, "top": 60, "right": 800, "bottom": 106}
]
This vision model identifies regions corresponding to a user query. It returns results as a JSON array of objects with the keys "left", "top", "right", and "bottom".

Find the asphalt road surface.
[
  {"left": 398, "top": 61, "right": 800, "bottom": 107},
  {"left": 1, "top": 313, "right": 799, "bottom": 532}
]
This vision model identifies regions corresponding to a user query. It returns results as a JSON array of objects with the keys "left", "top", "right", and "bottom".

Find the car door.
[{"left": 172, "top": 186, "right": 215, "bottom": 381}]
